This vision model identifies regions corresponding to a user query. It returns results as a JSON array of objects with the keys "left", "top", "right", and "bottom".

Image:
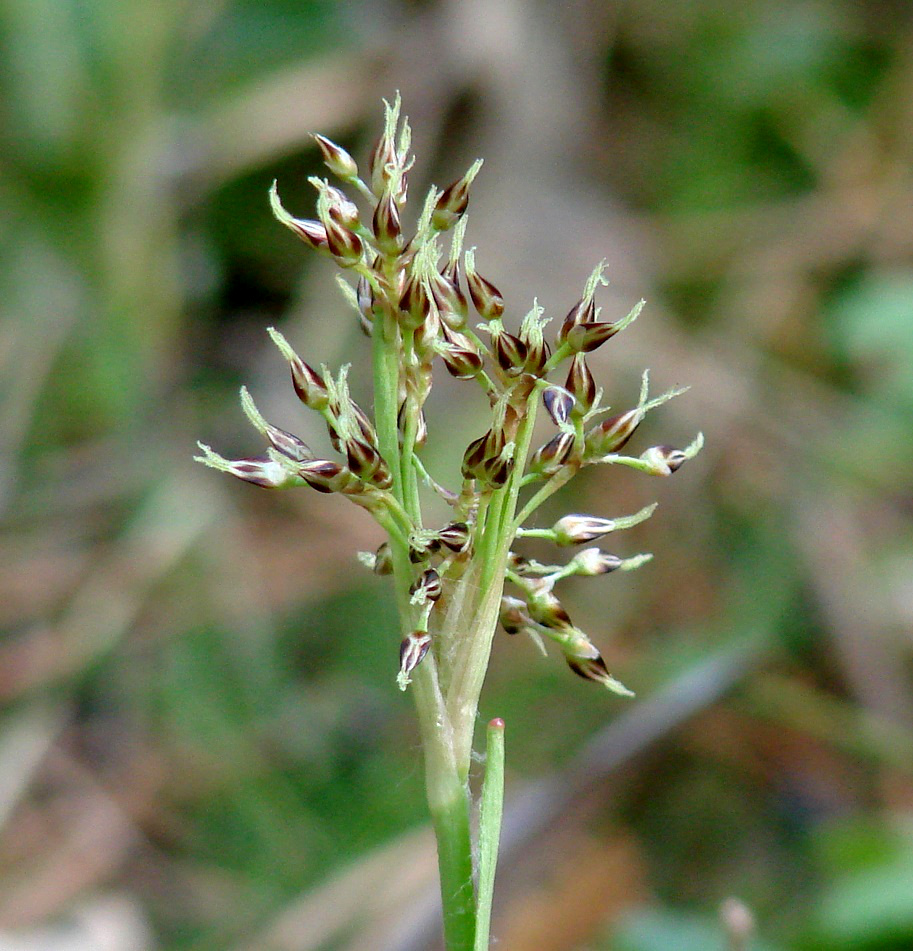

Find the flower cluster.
[{"left": 196, "top": 95, "right": 701, "bottom": 698}]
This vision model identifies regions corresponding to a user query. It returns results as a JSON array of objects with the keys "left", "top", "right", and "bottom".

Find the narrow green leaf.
[{"left": 475, "top": 718, "right": 506, "bottom": 951}]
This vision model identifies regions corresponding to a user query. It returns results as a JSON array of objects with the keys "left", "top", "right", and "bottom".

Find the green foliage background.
[{"left": 1, "top": 1, "right": 912, "bottom": 949}]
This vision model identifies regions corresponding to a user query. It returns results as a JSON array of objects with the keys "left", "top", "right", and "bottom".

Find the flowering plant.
[{"left": 197, "top": 95, "right": 701, "bottom": 950}]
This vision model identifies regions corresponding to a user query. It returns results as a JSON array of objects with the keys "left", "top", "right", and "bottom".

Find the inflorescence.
[{"left": 196, "top": 95, "right": 702, "bottom": 697}]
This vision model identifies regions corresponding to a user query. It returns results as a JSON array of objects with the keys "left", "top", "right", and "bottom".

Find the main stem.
[{"left": 372, "top": 309, "right": 477, "bottom": 950}]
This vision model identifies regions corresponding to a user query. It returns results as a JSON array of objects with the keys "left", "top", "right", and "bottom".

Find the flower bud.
[
  {"left": 556, "top": 295, "right": 595, "bottom": 346},
  {"left": 438, "top": 260, "right": 469, "bottom": 329},
  {"left": 399, "top": 274, "right": 433, "bottom": 330},
  {"left": 313, "top": 133, "right": 358, "bottom": 180},
  {"left": 564, "top": 354, "right": 596, "bottom": 412},
  {"left": 268, "top": 182, "right": 329, "bottom": 252},
  {"left": 369, "top": 132, "right": 397, "bottom": 198},
  {"left": 528, "top": 431, "right": 575, "bottom": 476},
  {"left": 551, "top": 514, "right": 617, "bottom": 546},
  {"left": 461, "top": 431, "right": 490, "bottom": 480},
  {"left": 499, "top": 596, "right": 529, "bottom": 635},
  {"left": 527, "top": 584, "right": 572, "bottom": 631},
  {"left": 464, "top": 251, "right": 505, "bottom": 320},
  {"left": 565, "top": 651, "right": 634, "bottom": 696},
  {"left": 571, "top": 548, "right": 623, "bottom": 575},
  {"left": 264, "top": 425, "right": 314, "bottom": 463},
  {"left": 585, "top": 408, "right": 641, "bottom": 456},
  {"left": 323, "top": 216, "right": 364, "bottom": 266},
  {"left": 398, "top": 400, "right": 428, "bottom": 448},
  {"left": 345, "top": 438, "right": 392, "bottom": 488},
  {"left": 325, "top": 185, "right": 360, "bottom": 230},
  {"left": 398, "top": 631, "right": 432, "bottom": 689},
  {"left": 542, "top": 385, "right": 575, "bottom": 426},
  {"left": 410, "top": 567, "right": 443, "bottom": 603},
  {"left": 438, "top": 522, "right": 471, "bottom": 553},
  {"left": 373, "top": 541, "right": 393, "bottom": 575},
  {"left": 565, "top": 321, "right": 620, "bottom": 353},
  {"left": 638, "top": 445, "right": 689, "bottom": 476},
  {"left": 268, "top": 328, "right": 330, "bottom": 411},
  {"left": 491, "top": 329, "right": 528, "bottom": 375},
  {"left": 195, "top": 444, "right": 299, "bottom": 489},
  {"left": 297, "top": 459, "right": 357, "bottom": 493},
  {"left": 372, "top": 192, "right": 403, "bottom": 254},
  {"left": 431, "top": 159, "right": 482, "bottom": 230}
]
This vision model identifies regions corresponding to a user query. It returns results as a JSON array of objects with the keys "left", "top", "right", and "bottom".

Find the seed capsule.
[
  {"left": 585, "top": 408, "right": 641, "bottom": 457},
  {"left": 571, "top": 548, "right": 623, "bottom": 575},
  {"left": 297, "top": 459, "right": 356, "bottom": 493},
  {"left": 323, "top": 216, "right": 364, "bottom": 266},
  {"left": 565, "top": 321, "right": 621, "bottom": 353},
  {"left": 556, "top": 295, "right": 596, "bottom": 345},
  {"left": 372, "top": 192, "right": 403, "bottom": 253},
  {"left": 373, "top": 541, "right": 393, "bottom": 575},
  {"left": 325, "top": 186, "right": 360, "bottom": 230},
  {"left": 410, "top": 567, "right": 443, "bottom": 603},
  {"left": 465, "top": 259, "right": 505, "bottom": 320},
  {"left": 639, "top": 445, "right": 690, "bottom": 476},
  {"left": 551, "top": 514, "right": 617, "bottom": 546},
  {"left": 264, "top": 425, "right": 314, "bottom": 463},
  {"left": 499, "top": 596, "right": 529, "bottom": 635},
  {"left": 492, "top": 329, "right": 528, "bottom": 375},
  {"left": 565, "top": 650, "right": 634, "bottom": 696},
  {"left": 527, "top": 584, "right": 572, "bottom": 631}
]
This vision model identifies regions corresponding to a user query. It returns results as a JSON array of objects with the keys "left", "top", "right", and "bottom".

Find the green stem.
[{"left": 475, "top": 718, "right": 505, "bottom": 951}]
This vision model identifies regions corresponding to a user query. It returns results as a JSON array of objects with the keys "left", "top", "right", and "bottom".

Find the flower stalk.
[{"left": 196, "top": 95, "right": 701, "bottom": 950}]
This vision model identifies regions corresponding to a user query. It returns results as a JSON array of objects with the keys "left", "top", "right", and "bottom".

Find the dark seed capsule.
[
  {"left": 528, "top": 431, "right": 575, "bottom": 476},
  {"left": 542, "top": 385, "right": 575, "bottom": 426},
  {"left": 564, "top": 354, "right": 596, "bottom": 412},
  {"left": 585, "top": 408, "right": 641, "bottom": 457},
  {"left": 399, "top": 630, "right": 432, "bottom": 680},
  {"left": 313, "top": 133, "right": 358, "bottom": 180},
  {"left": 438, "top": 522, "right": 471, "bottom": 553},
  {"left": 565, "top": 321, "right": 620, "bottom": 353},
  {"left": 465, "top": 263, "right": 505, "bottom": 321},
  {"left": 265, "top": 425, "right": 314, "bottom": 463}
]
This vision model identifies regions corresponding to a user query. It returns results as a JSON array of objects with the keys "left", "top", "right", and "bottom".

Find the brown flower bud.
[
  {"left": 461, "top": 431, "right": 490, "bottom": 479},
  {"left": 323, "top": 216, "right": 364, "bottom": 266},
  {"left": 372, "top": 192, "right": 403, "bottom": 254},
  {"left": 564, "top": 354, "right": 596, "bottom": 413},
  {"left": 440, "top": 328, "right": 484, "bottom": 380},
  {"left": 465, "top": 258, "right": 505, "bottom": 321},
  {"left": 313, "top": 133, "right": 358, "bottom": 180},
  {"left": 528, "top": 431, "right": 576, "bottom": 476},
  {"left": 398, "top": 631, "right": 432, "bottom": 688},
  {"left": 345, "top": 438, "right": 391, "bottom": 488},
  {"left": 492, "top": 329, "right": 528, "bottom": 375},
  {"left": 551, "top": 514, "right": 617, "bottom": 545},
  {"left": 565, "top": 321, "right": 621, "bottom": 353},
  {"left": 585, "top": 408, "right": 641, "bottom": 457},
  {"left": 298, "top": 459, "right": 356, "bottom": 493},
  {"left": 410, "top": 567, "right": 443, "bottom": 603},
  {"left": 369, "top": 132, "right": 397, "bottom": 198},
  {"left": 639, "top": 445, "right": 690, "bottom": 476},
  {"left": 527, "top": 584, "right": 572, "bottom": 631},
  {"left": 398, "top": 400, "right": 428, "bottom": 448},
  {"left": 542, "top": 385, "right": 575, "bottom": 426},
  {"left": 373, "top": 541, "right": 393, "bottom": 575},
  {"left": 438, "top": 522, "right": 471, "bottom": 553},
  {"left": 571, "top": 548, "right": 623, "bottom": 575},
  {"left": 325, "top": 185, "right": 360, "bottom": 230},
  {"left": 264, "top": 425, "right": 314, "bottom": 463},
  {"left": 556, "top": 295, "right": 596, "bottom": 346},
  {"left": 499, "top": 596, "right": 529, "bottom": 635},
  {"left": 438, "top": 260, "right": 469, "bottom": 329},
  {"left": 398, "top": 274, "right": 433, "bottom": 330}
]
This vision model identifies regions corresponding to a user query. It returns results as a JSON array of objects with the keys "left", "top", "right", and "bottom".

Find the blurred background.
[{"left": 2, "top": 0, "right": 912, "bottom": 948}]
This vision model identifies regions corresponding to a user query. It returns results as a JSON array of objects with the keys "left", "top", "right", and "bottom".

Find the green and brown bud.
[
  {"left": 491, "top": 327, "right": 528, "bottom": 376},
  {"left": 570, "top": 547, "right": 623, "bottom": 575},
  {"left": 565, "top": 650, "right": 634, "bottom": 696},
  {"left": 431, "top": 159, "right": 483, "bottom": 231},
  {"left": 195, "top": 444, "right": 299, "bottom": 489},
  {"left": 564, "top": 354, "right": 597, "bottom": 412},
  {"left": 345, "top": 437, "right": 392, "bottom": 488},
  {"left": 269, "top": 182, "right": 329, "bottom": 252},
  {"left": 526, "top": 582, "right": 572, "bottom": 631},
  {"left": 313, "top": 133, "right": 358, "bottom": 180},
  {"left": 552, "top": 514, "right": 616, "bottom": 546},
  {"left": 268, "top": 328, "right": 330, "bottom": 410},
  {"left": 297, "top": 458, "right": 357, "bottom": 494},
  {"left": 528, "top": 431, "right": 576, "bottom": 476},
  {"left": 440, "top": 329, "right": 484, "bottom": 380},
  {"left": 398, "top": 631, "right": 432, "bottom": 690},
  {"left": 564, "top": 321, "right": 621, "bottom": 353},
  {"left": 373, "top": 541, "right": 394, "bottom": 575},
  {"left": 499, "top": 596, "right": 530, "bottom": 635},
  {"left": 324, "top": 185, "right": 360, "bottom": 230},
  {"left": 585, "top": 408, "right": 641, "bottom": 457},
  {"left": 438, "top": 260, "right": 469, "bottom": 329},
  {"left": 372, "top": 192, "right": 403, "bottom": 254},
  {"left": 464, "top": 249, "right": 505, "bottom": 320},
  {"left": 556, "top": 295, "right": 596, "bottom": 345},
  {"left": 638, "top": 444, "right": 691, "bottom": 476},
  {"left": 323, "top": 216, "right": 364, "bottom": 266}
]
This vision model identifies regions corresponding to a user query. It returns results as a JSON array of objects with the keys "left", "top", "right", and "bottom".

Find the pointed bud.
[
  {"left": 570, "top": 548, "right": 623, "bottom": 575},
  {"left": 398, "top": 631, "right": 432, "bottom": 689},
  {"left": 481, "top": 452, "right": 513, "bottom": 488},
  {"left": 638, "top": 445, "right": 689, "bottom": 476},
  {"left": 551, "top": 514, "right": 617, "bottom": 546},
  {"left": 542, "top": 386, "right": 575, "bottom": 426},
  {"left": 372, "top": 192, "right": 403, "bottom": 254},
  {"left": 585, "top": 408, "right": 641, "bottom": 456},
  {"left": 269, "top": 182, "right": 329, "bottom": 251},
  {"left": 564, "top": 355, "right": 597, "bottom": 412},
  {"left": 313, "top": 133, "right": 358, "bottom": 180},
  {"left": 438, "top": 522, "right": 471, "bottom": 553},
  {"left": 369, "top": 132, "right": 397, "bottom": 198},
  {"left": 410, "top": 567, "right": 443, "bottom": 603},
  {"left": 297, "top": 459, "right": 357, "bottom": 493},
  {"left": 565, "top": 651, "right": 634, "bottom": 696},
  {"left": 492, "top": 329, "right": 528, "bottom": 375},
  {"left": 431, "top": 159, "right": 483, "bottom": 230},
  {"left": 323, "top": 216, "right": 364, "bottom": 266},
  {"left": 461, "top": 431, "right": 490, "bottom": 479},
  {"left": 465, "top": 251, "right": 505, "bottom": 320},
  {"left": 267, "top": 328, "right": 330, "bottom": 411},
  {"left": 325, "top": 185, "right": 360, "bottom": 230},
  {"left": 499, "top": 596, "right": 530, "bottom": 635},
  {"left": 556, "top": 296, "right": 596, "bottom": 345},
  {"left": 439, "top": 260, "right": 469, "bottom": 329},
  {"left": 195, "top": 444, "right": 298, "bottom": 489},
  {"left": 373, "top": 541, "right": 393, "bottom": 575},
  {"left": 345, "top": 438, "right": 392, "bottom": 488},
  {"left": 440, "top": 328, "right": 484, "bottom": 380},
  {"left": 527, "top": 584, "right": 573, "bottom": 631},
  {"left": 398, "top": 401, "right": 428, "bottom": 448},
  {"left": 399, "top": 274, "right": 433, "bottom": 330},
  {"left": 350, "top": 400, "right": 379, "bottom": 447},
  {"left": 565, "top": 321, "right": 621, "bottom": 353},
  {"left": 264, "top": 425, "right": 314, "bottom": 463},
  {"left": 528, "top": 431, "right": 576, "bottom": 476}
]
